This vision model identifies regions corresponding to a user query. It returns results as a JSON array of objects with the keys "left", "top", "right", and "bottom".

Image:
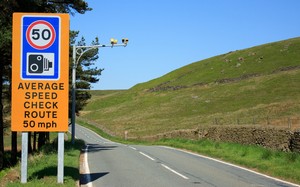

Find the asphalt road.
[{"left": 73, "top": 124, "right": 299, "bottom": 187}]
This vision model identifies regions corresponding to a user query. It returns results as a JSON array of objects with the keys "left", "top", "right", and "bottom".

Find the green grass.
[
  {"left": 76, "top": 119, "right": 146, "bottom": 144},
  {"left": 80, "top": 70, "right": 300, "bottom": 136},
  {"left": 156, "top": 138, "right": 300, "bottom": 184},
  {"left": 3, "top": 34, "right": 300, "bottom": 187},
  {"left": 1, "top": 134, "right": 85, "bottom": 187},
  {"left": 132, "top": 37, "right": 300, "bottom": 90},
  {"left": 80, "top": 37, "right": 300, "bottom": 137},
  {"left": 77, "top": 120, "right": 300, "bottom": 184}
]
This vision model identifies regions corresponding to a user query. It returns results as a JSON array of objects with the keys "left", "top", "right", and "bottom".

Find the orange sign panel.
[{"left": 12, "top": 13, "right": 69, "bottom": 132}]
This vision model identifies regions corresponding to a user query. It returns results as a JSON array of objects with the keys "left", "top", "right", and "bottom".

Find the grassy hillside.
[{"left": 80, "top": 37, "right": 300, "bottom": 138}]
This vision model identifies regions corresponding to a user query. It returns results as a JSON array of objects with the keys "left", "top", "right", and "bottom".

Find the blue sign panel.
[{"left": 21, "top": 16, "right": 60, "bottom": 80}]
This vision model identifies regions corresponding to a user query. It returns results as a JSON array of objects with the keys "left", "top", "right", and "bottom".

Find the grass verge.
[
  {"left": 156, "top": 138, "right": 300, "bottom": 185},
  {"left": 0, "top": 134, "right": 85, "bottom": 187},
  {"left": 77, "top": 119, "right": 147, "bottom": 145},
  {"left": 78, "top": 120, "right": 300, "bottom": 185}
]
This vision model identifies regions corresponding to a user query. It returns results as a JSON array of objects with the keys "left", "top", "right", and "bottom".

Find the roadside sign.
[
  {"left": 12, "top": 13, "right": 69, "bottom": 132},
  {"left": 22, "top": 15, "right": 60, "bottom": 80}
]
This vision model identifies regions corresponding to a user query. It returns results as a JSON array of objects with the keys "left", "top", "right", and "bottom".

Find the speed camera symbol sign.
[{"left": 21, "top": 16, "right": 60, "bottom": 80}]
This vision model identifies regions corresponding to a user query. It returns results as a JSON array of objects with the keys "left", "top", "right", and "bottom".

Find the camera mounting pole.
[{"left": 71, "top": 38, "right": 128, "bottom": 144}]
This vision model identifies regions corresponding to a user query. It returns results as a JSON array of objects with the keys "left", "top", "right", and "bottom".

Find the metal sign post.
[
  {"left": 57, "top": 132, "right": 64, "bottom": 183},
  {"left": 21, "top": 133, "right": 28, "bottom": 183},
  {"left": 12, "top": 13, "right": 69, "bottom": 183}
]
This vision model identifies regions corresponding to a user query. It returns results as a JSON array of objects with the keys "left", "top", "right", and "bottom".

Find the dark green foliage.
[{"left": 69, "top": 31, "right": 104, "bottom": 116}]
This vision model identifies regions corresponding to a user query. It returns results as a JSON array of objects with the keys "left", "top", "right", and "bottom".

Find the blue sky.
[{"left": 70, "top": 0, "right": 300, "bottom": 90}]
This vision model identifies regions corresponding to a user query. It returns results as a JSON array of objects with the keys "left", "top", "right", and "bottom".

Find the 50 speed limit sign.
[
  {"left": 21, "top": 15, "right": 60, "bottom": 80},
  {"left": 26, "top": 20, "right": 56, "bottom": 50},
  {"left": 12, "top": 13, "right": 69, "bottom": 132}
]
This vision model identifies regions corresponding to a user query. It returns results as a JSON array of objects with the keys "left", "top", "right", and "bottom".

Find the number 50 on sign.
[
  {"left": 26, "top": 20, "right": 56, "bottom": 50},
  {"left": 12, "top": 13, "right": 69, "bottom": 132}
]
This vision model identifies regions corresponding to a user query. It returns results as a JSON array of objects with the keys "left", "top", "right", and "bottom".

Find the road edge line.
[
  {"left": 80, "top": 145, "right": 92, "bottom": 187},
  {"left": 160, "top": 146, "right": 300, "bottom": 187},
  {"left": 78, "top": 124, "right": 113, "bottom": 143}
]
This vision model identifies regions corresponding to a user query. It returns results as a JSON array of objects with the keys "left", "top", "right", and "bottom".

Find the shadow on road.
[
  {"left": 80, "top": 172, "right": 109, "bottom": 185},
  {"left": 79, "top": 143, "right": 116, "bottom": 185},
  {"left": 84, "top": 144, "right": 117, "bottom": 153}
]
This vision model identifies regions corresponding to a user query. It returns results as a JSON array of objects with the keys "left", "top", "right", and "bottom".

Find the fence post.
[{"left": 288, "top": 117, "right": 292, "bottom": 129}]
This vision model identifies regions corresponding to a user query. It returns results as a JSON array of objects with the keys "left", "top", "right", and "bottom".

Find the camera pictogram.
[
  {"left": 26, "top": 53, "right": 54, "bottom": 76},
  {"left": 28, "top": 54, "right": 53, "bottom": 73}
]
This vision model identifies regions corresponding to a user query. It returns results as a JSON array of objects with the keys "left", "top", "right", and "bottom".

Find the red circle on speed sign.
[{"left": 26, "top": 20, "right": 56, "bottom": 50}]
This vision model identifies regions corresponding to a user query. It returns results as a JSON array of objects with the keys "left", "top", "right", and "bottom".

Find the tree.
[
  {"left": 0, "top": 0, "right": 92, "bottom": 170},
  {"left": 69, "top": 31, "right": 104, "bottom": 116},
  {"left": 0, "top": 1, "right": 14, "bottom": 169}
]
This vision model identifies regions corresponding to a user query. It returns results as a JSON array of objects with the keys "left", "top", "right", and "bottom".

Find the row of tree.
[{"left": 0, "top": 0, "right": 103, "bottom": 170}]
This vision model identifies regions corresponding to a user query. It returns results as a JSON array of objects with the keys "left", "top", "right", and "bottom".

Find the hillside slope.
[
  {"left": 80, "top": 37, "right": 300, "bottom": 137},
  {"left": 133, "top": 37, "right": 300, "bottom": 91}
]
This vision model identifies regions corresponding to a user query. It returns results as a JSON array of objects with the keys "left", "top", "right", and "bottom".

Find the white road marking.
[
  {"left": 139, "top": 151, "right": 155, "bottom": 161},
  {"left": 78, "top": 125, "right": 113, "bottom": 144},
  {"left": 129, "top": 146, "right": 137, "bottom": 150},
  {"left": 82, "top": 145, "right": 92, "bottom": 187},
  {"left": 160, "top": 146, "right": 300, "bottom": 187},
  {"left": 67, "top": 129, "right": 78, "bottom": 139},
  {"left": 161, "top": 164, "right": 189, "bottom": 180},
  {"left": 135, "top": 148, "right": 190, "bottom": 180}
]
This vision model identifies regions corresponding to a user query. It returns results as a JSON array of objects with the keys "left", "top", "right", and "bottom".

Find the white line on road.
[
  {"left": 160, "top": 146, "right": 300, "bottom": 187},
  {"left": 137, "top": 148, "right": 189, "bottom": 180},
  {"left": 129, "top": 146, "right": 137, "bottom": 150},
  {"left": 139, "top": 151, "right": 155, "bottom": 161},
  {"left": 82, "top": 145, "right": 92, "bottom": 187},
  {"left": 78, "top": 125, "right": 113, "bottom": 144},
  {"left": 67, "top": 129, "right": 78, "bottom": 139},
  {"left": 161, "top": 164, "right": 189, "bottom": 180}
]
